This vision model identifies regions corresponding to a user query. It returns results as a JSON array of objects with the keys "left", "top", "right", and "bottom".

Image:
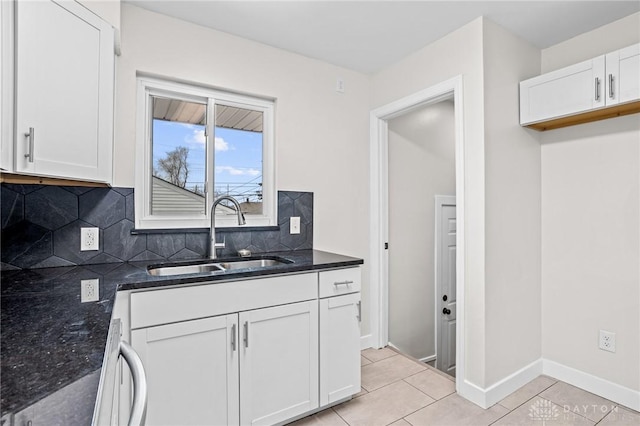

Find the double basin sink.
[{"left": 147, "top": 256, "right": 292, "bottom": 277}]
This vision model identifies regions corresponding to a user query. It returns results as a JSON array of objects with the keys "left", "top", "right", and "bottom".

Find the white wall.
[
  {"left": 114, "top": 4, "right": 373, "bottom": 331},
  {"left": 78, "top": 0, "right": 120, "bottom": 29},
  {"left": 482, "top": 19, "right": 542, "bottom": 387},
  {"left": 372, "top": 17, "right": 489, "bottom": 389},
  {"left": 541, "top": 12, "right": 640, "bottom": 394},
  {"left": 542, "top": 12, "right": 640, "bottom": 73},
  {"left": 388, "top": 101, "right": 455, "bottom": 361}
]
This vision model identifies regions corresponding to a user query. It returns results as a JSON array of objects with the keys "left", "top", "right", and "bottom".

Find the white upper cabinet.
[
  {"left": 12, "top": 0, "right": 114, "bottom": 182},
  {"left": 520, "top": 43, "right": 640, "bottom": 130},
  {"left": 607, "top": 44, "right": 640, "bottom": 106}
]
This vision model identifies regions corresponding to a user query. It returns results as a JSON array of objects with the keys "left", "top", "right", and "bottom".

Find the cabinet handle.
[
  {"left": 594, "top": 77, "right": 601, "bottom": 101},
  {"left": 243, "top": 321, "right": 249, "bottom": 348},
  {"left": 120, "top": 341, "right": 147, "bottom": 426},
  {"left": 357, "top": 301, "right": 361, "bottom": 322},
  {"left": 609, "top": 74, "right": 614, "bottom": 99},
  {"left": 24, "top": 127, "right": 34, "bottom": 163},
  {"left": 334, "top": 280, "right": 354, "bottom": 286},
  {"left": 231, "top": 323, "right": 236, "bottom": 351}
]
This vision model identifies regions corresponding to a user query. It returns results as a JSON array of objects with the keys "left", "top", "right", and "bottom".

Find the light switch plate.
[{"left": 290, "top": 217, "right": 301, "bottom": 234}]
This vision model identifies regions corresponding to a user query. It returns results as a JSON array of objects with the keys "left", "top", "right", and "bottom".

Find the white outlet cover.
[
  {"left": 80, "top": 227, "right": 99, "bottom": 251},
  {"left": 599, "top": 330, "right": 616, "bottom": 353},
  {"left": 81, "top": 279, "right": 99, "bottom": 303}
]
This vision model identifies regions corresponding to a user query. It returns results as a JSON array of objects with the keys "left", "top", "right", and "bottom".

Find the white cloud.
[
  {"left": 190, "top": 129, "right": 205, "bottom": 146},
  {"left": 215, "top": 136, "right": 229, "bottom": 152},
  {"left": 216, "top": 166, "right": 260, "bottom": 176},
  {"left": 183, "top": 130, "right": 229, "bottom": 152}
]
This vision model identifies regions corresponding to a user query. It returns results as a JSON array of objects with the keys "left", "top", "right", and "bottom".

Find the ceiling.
[
  {"left": 153, "top": 97, "right": 264, "bottom": 132},
  {"left": 126, "top": 1, "right": 640, "bottom": 74}
]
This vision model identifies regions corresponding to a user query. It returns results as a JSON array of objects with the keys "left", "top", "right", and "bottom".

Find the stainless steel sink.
[
  {"left": 216, "top": 258, "right": 288, "bottom": 270},
  {"left": 147, "top": 256, "right": 292, "bottom": 276},
  {"left": 147, "top": 262, "right": 225, "bottom": 276}
]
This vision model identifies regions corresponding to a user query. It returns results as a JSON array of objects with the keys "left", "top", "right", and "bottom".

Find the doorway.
[
  {"left": 369, "top": 76, "right": 465, "bottom": 390},
  {"left": 386, "top": 101, "right": 456, "bottom": 375}
]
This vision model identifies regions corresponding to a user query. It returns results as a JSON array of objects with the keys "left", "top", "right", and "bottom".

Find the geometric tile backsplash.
[{"left": 1, "top": 184, "right": 313, "bottom": 270}]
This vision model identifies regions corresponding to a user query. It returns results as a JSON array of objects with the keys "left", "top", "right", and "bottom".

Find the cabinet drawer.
[
  {"left": 131, "top": 272, "right": 317, "bottom": 329},
  {"left": 319, "top": 267, "right": 361, "bottom": 298}
]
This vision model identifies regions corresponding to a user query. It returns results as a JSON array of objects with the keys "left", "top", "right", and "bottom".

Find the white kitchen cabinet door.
[
  {"left": 319, "top": 293, "right": 361, "bottom": 407},
  {"left": 607, "top": 44, "right": 640, "bottom": 106},
  {"left": 239, "top": 301, "right": 319, "bottom": 426},
  {"left": 14, "top": 0, "right": 114, "bottom": 182},
  {"left": 131, "top": 315, "right": 239, "bottom": 426},
  {"left": 520, "top": 56, "right": 605, "bottom": 125}
]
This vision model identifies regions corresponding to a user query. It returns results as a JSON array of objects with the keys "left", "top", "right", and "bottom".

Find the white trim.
[
  {"left": 543, "top": 359, "right": 640, "bottom": 412},
  {"left": 445, "top": 358, "right": 639, "bottom": 411},
  {"left": 134, "top": 76, "right": 276, "bottom": 230},
  {"left": 360, "top": 334, "right": 372, "bottom": 350},
  {"left": 0, "top": 0, "right": 14, "bottom": 171},
  {"left": 480, "top": 359, "right": 544, "bottom": 408},
  {"left": 386, "top": 342, "right": 436, "bottom": 363},
  {"left": 420, "top": 354, "right": 437, "bottom": 364},
  {"left": 369, "top": 75, "right": 466, "bottom": 398},
  {"left": 434, "top": 195, "right": 456, "bottom": 373}
]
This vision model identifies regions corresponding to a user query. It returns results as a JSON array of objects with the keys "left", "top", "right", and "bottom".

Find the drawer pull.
[
  {"left": 243, "top": 321, "right": 249, "bottom": 348},
  {"left": 357, "top": 301, "right": 361, "bottom": 322},
  {"left": 334, "top": 280, "right": 354, "bottom": 286}
]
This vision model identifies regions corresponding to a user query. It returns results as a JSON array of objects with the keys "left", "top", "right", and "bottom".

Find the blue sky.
[{"left": 152, "top": 120, "right": 263, "bottom": 197}]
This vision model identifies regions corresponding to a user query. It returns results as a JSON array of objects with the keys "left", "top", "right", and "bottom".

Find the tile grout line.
[{"left": 401, "top": 377, "right": 452, "bottom": 402}]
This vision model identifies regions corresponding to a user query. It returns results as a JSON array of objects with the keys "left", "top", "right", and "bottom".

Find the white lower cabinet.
[
  {"left": 131, "top": 315, "right": 239, "bottom": 426},
  {"left": 240, "top": 301, "right": 319, "bottom": 425},
  {"left": 319, "top": 293, "right": 361, "bottom": 406},
  {"left": 123, "top": 268, "right": 361, "bottom": 425},
  {"left": 130, "top": 299, "right": 319, "bottom": 426}
]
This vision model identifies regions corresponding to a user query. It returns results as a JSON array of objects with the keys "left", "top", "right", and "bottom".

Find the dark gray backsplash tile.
[
  {"left": 1, "top": 185, "right": 313, "bottom": 270},
  {"left": 25, "top": 186, "right": 78, "bottom": 230}
]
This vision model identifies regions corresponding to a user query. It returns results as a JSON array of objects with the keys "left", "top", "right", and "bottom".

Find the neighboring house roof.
[
  {"left": 152, "top": 176, "right": 206, "bottom": 215},
  {"left": 152, "top": 176, "right": 244, "bottom": 216}
]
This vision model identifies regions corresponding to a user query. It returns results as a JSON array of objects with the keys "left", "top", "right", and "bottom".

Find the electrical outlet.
[
  {"left": 80, "top": 227, "right": 99, "bottom": 251},
  {"left": 336, "top": 78, "right": 345, "bottom": 93},
  {"left": 290, "top": 216, "right": 301, "bottom": 234},
  {"left": 81, "top": 279, "right": 99, "bottom": 303},
  {"left": 599, "top": 330, "right": 616, "bottom": 353}
]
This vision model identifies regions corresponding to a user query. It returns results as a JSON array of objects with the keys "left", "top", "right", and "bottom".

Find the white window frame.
[{"left": 134, "top": 76, "right": 276, "bottom": 229}]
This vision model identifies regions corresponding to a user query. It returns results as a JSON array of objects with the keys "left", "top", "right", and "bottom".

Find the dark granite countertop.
[{"left": 0, "top": 249, "right": 362, "bottom": 420}]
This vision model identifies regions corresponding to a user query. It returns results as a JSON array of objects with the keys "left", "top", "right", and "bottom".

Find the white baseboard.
[
  {"left": 456, "top": 358, "right": 640, "bottom": 412},
  {"left": 457, "top": 359, "right": 543, "bottom": 409},
  {"left": 360, "top": 334, "right": 372, "bottom": 350},
  {"left": 420, "top": 354, "right": 436, "bottom": 363},
  {"left": 543, "top": 359, "right": 640, "bottom": 412}
]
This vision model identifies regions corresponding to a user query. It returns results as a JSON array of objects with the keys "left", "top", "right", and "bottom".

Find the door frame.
[
  {"left": 369, "top": 75, "right": 465, "bottom": 391},
  {"left": 435, "top": 195, "right": 456, "bottom": 372}
]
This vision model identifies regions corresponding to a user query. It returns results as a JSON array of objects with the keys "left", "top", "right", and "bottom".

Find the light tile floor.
[{"left": 290, "top": 348, "right": 640, "bottom": 426}]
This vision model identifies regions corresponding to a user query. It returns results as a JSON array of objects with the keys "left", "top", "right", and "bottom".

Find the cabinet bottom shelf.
[{"left": 525, "top": 100, "right": 640, "bottom": 131}]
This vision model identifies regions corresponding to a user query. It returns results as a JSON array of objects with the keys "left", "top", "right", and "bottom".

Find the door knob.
[
  {"left": 442, "top": 295, "right": 448, "bottom": 302},
  {"left": 442, "top": 308, "right": 451, "bottom": 315}
]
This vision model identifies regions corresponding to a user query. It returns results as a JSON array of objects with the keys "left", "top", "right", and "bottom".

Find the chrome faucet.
[{"left": 209, "top": 195, "right": 246, "bottom": 259}]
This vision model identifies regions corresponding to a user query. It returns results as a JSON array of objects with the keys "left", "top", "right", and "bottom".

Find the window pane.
[
  {"left": 214, "top": 104, "right": 263, "bottom": 216},
  {"left": 151, "top": 96, "right": 206, "bottom": 215}
]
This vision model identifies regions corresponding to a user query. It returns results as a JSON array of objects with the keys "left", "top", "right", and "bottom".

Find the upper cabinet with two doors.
[
  {"left": 520, "top": 43, "right": 640, "bottom": 131},
  {"left": 1, "top": 0, "right": 115, "bottom": 184}
]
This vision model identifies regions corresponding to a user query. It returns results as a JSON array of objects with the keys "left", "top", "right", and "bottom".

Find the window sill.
[{"left": 131, "top": 225, "right": 280, "bottom": 235}]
